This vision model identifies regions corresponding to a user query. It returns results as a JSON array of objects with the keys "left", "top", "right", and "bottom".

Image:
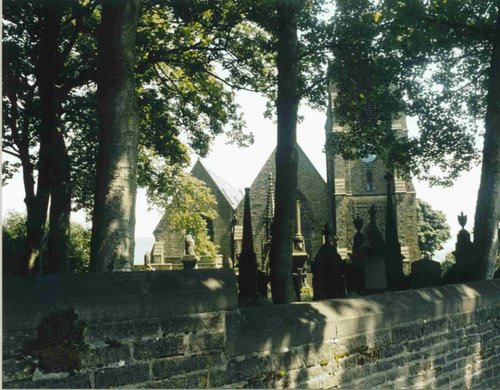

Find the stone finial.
[{"left": 458, "top": 211, "right": 467, "bottom": 229}]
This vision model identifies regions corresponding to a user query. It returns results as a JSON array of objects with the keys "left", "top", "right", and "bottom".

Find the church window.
[
  {"left": 204, "top": 217, "right": 215, "bottom": 242},
  {"left": 366, "top": 169, "right": 374, "bottom": 192}
]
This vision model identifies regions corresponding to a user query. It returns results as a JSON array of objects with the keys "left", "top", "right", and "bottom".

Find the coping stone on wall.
[
  {"left": 4, "top": 269, "right": 238, "bottom": 333},
  {"left": 226, "top": 279, "right": 500, "bottom": 357}
]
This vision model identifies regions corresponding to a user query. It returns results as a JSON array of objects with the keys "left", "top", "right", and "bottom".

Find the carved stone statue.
[{"left": 185, "top": 233, "right": 196, "bottom": 256}]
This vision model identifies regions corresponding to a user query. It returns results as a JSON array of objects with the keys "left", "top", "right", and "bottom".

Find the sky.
[{"left": 2, "top": 90, "right": 482, "bottom": 261}]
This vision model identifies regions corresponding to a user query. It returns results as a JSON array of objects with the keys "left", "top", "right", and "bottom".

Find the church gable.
[
  {"left": 235, "top": 144, "right": 328, "bottom": 262},
  {"left": 191, "top": 160, "right": 243, "bottom": 211},
  {"left": 151, "top": 160, "right": 243, "bottom": 262}
]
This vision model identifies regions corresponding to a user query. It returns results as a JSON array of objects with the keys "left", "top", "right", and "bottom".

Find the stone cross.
[{"left": 361, "top": 205, "right": 387, "bottom": 293}]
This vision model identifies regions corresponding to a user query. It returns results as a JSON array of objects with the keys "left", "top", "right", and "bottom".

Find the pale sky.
[{"left": 2, "top": 89, "right": 482, "bottom": 260}]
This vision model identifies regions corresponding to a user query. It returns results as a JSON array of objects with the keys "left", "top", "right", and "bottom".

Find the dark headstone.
[
  {"left": 410, "top": 257, "right": 442, "bottom": 288},
  {"left": 238, "top": 188, "right": 257, "bottom": 303},
  {"left": 312, "top": 233, "right": 346, "bottom": 301}
]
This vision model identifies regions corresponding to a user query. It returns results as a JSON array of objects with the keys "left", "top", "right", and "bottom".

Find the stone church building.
[{"left": 150, "top": 107, "right": 420, "bottom": 272}]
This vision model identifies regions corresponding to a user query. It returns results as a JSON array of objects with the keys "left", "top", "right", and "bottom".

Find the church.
[{"left": 149, "top": 106, "right": 421, "bottom": 273}]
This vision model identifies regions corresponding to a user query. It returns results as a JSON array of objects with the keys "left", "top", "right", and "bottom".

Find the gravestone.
[
  {"left": 361, "top": 205, "right": 387, "bottom": 293},
  {"left": 410, "top": 257, "right": 441, "bottom": 288},
  {"left": 312, "top": 225, "right": 346, "bottom": 300}
]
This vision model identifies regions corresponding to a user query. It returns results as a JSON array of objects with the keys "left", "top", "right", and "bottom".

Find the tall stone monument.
[
  {"left": 292, "top": 200, "right": 308, "bottom": 301},
  {"left": 384, "top": 173, "right": 406, "bottom": 289},
  {"left": 238, "top": 188, "right": 257, "bottom": 303},
  {"left": 454, "top": 212, "right": 477, "bottom": 280}
]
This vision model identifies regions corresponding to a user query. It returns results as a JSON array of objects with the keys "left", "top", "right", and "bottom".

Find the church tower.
[{"left": 325, "top": 88, "right": 420, "bottom": 273}]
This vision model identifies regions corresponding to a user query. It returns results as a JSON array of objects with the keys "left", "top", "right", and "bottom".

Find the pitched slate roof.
[{"left": 192, "top": 160, "right": 244, "bottom": 210}]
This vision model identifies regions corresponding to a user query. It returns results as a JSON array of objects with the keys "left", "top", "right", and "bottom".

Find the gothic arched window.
[
  {"left": 366, "top": 169, "right": 374, "bottom": 192},
  {"left": 203, "top": 217, "right": 214, "bottom": 242}
]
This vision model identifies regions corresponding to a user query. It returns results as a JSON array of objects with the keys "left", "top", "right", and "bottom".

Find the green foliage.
[
  {"left": 441, "top": 252, "right": 456, "bottom": 276},
  {"left": 330, "top": 0, "right": 497, "bottom": 185},
  {"left": 3, "top": 0, "right": 262, "bottom": 219},
  {"left": 417, "top": 199, "right": 451, "bottom": 259},
  {"left": 2, "top": 210, "right": 27, "bottom": 274},
  {"left": 2, "top": 211, "right": 90, "bottom": 274},
  {"left": 68, "top": 223, "right": 91, "bottom": 273},
  {"left": 148, "top": 170, "right": 219, "bottom": 258}
]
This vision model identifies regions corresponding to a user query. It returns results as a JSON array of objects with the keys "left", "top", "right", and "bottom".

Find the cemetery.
[{"left": 3, "top": 0, "right": 500, "bottom": 389}]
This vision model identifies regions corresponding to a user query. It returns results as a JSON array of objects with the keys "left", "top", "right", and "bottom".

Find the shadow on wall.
[
  {"left": 2, "top": 270, "right": 499, "bottom": 388},
  {"left": 226, "top": 279, "right": 500, "bottom": 388}
]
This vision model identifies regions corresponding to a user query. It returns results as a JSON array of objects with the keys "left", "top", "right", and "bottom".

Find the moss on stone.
[{"left": 23, "top": 310, "right": 88, "bottom": 373}]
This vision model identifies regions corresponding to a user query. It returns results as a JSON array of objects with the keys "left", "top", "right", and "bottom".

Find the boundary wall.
[{"left": 3, "top": 270, "right": 500, "bottom": 388}]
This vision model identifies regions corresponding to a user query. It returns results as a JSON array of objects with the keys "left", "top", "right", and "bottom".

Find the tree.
[
  {"left": 331, "top": 0, "right": 499, "bottom": 280},
  {"left": 3, "top": 0, "right": 263, "bottom": 273},
  {"left": 267, "top": 0, "right": 302, "bottom": 304},
  {"left": 89, "top": 0, "right": 141, "bottom": 272},
  {"left": 417, "top": 199, "right": 451, "bottom": 259},
  {"left": 2, "top": 211, "right": 91, "bottom": 274},
  {"left": 147, "top": 170, "right": 219, "bottom": 259},
  {"left": 235, "top": 0, "right": 332, "bottom": 304},
  {"left": 3, "top": 0, "right": 99, "bottom": 273}
]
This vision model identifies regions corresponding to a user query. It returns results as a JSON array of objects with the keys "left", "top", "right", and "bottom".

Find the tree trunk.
[
  {"left": 269, "top": 0, "right": 301, "bottom": 304},
  {"left": 23, "top": 4, "right": 62, "bottom": 273},
  {"left": 90, "top": 0, "right": 141, "bottom": 272},
  {"left": 473, "top": 15, "right": 500, "bottom": 280},
  {"left": 46, "top": 129, "right": 71, "bottom": 273}
]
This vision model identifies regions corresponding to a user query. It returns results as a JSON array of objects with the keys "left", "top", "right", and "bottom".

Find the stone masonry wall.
[{"left": 4, "top": 271, "right": 500, "bottom": 389}]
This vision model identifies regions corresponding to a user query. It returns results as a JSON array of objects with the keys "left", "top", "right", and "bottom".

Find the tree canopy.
[
  {"left": 417, "top": 199, "right": 451, "bottom": 259},
  {"left": 331, "top": 0, "right": 499, "bottom": 279}
]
